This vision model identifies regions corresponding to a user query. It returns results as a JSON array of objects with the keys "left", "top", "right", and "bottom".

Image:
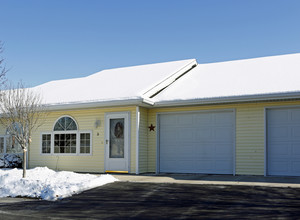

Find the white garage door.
[
  {"left": 159, "top": 111, "right": 234, "bottom": 174},
  {"left": 267, "top": 108, "right": 300, "bottom": 176}
]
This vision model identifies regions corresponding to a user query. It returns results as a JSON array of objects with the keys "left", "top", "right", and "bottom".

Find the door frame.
[{"left": 104, "top": 111, "right": 131, "bottom": 172}]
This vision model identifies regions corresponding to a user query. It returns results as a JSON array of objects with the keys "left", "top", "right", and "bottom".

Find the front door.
[{"left": 105, "top": 112, "right": 130, "bottom": 172}]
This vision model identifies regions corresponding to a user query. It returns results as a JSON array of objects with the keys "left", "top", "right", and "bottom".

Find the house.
[{"left": 1, "top": 53, "right": 300, "bottom": 176}]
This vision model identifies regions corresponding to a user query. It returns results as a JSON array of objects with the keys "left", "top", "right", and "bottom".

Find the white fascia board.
[
  {"left": 153, "top": 92, "right": 300, "bottom": 107},
  {"left": 142, "top": 59, "right": 198, "bottom": 99},
  {"left": 142, "top": 98, "right": 155, "bottom": 106},
  {"left": 44, "top": 98, "right": 153, "bottom": 111}
]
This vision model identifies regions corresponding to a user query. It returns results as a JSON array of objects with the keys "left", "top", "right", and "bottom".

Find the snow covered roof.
[
  {"left": 153, "top": 53, "right": 300, "bottom": 106},
  {"left": 32, "top": 53, "right": 300, "bottom": 109},
  {"left": 32, "top": 59, "right": 197, "bottom": 108}
]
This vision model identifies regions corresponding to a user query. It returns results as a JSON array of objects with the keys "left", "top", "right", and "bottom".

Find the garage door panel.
[
  {"left": 292, "top": 127, "right": 300, "bottom": 139},
  {"left": 195, "top": 160, "right": 232, "bottom": 174},
  {"left": 215, "top": 143, "right": 233, "bottom": 156},
  {"left": 195, "top": 143, "right": 215, "bottom": 156},
  {"left": 196, "top": 128, "right": 213, "bottom": 140},
  {"left": 292, "top": 143, "right": 300, "bottom": 155},
  {"left": 160, "top": 130, "right": 178, "bottom": 145},
  {"left": 215, "top": 113, "right": 233, "bottom": 125},
  {"left": 215, "top": 160, "right": 233, "bottom": 173},
  {"left": 178, "top": 128, "right": 196, "bottom": 141},
  {"left": 178, "top": 114, "right": 194, "bottom": 125},
  {"left": 161, "top": 145, "right": 196, "bottom": 159},
  {"left": 215, "top": 127, "right": 233, "bottom": 140},
  {"left": 268, "top": 110, "right": 289, "bottom": 124},
  {"left": 292, "top": 162, "right": 300, "bottom": 172},
  {"left": 267, "top": 108, "right": 300, "bottom": 176},
  {"left": 160, "top": 115, "right": 178, "bottom": 125},
  {"left": 161, "top": 159, "right": 197, "bottom": 173},
  {"left": 195, "top": 160, "right": 214, "bottom": 172},
  {"left": 195, "top": 113, "right": 213, "bottom": 124},
  {"left": 159, "top": 111, "right": 234, "bottom": 174},
  {"left": 269, "top": 160, "right": 289, "bottom": 175},
  {"left": 291, "top": 109, "right": 300, "bottom": 122},
  {"left": 268, "top": 126, "right": 289, "bottom": 139},
  {"left": 268, "top": 143, "right": 289, "bottom": 157}
]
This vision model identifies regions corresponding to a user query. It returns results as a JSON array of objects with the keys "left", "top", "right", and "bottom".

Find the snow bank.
[{"left": 0, "top": 167, "right": 118, "bottom": 201}]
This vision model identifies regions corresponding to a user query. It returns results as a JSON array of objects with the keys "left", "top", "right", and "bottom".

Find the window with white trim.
[
  {"left": 41, "top": 134, "right": 51, "bottom": 154},
  {"left": 54, "top": 133, "right": 77, "bottom": 154},
  {"left": 41, "top": 116, "right": 92, "bottom": 155},
  {"left": 80, "top": 133, "right": 91, "bottom": 154}
]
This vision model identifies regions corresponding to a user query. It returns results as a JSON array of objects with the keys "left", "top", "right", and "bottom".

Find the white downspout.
[{"left": 136, "top": 106, "right": 140, "bottom": 175}]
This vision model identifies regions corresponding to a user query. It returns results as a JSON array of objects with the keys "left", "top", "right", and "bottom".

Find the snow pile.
[
  {"left": 0, "top": 154, "right": 22, "bottom": 168},
  {"left": 0, "top": 167, "right": 118, "bottom": 200}
]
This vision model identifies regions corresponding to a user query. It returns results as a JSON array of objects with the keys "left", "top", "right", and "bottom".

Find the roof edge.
[
  {"left": 44, "top": 98, "right": 153, "bottom": 111},
  {"left": 153, "top": 92, "right": 300, "bottom": 107}
]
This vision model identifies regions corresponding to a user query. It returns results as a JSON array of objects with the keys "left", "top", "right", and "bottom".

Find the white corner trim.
[{"left": 135, "top": 106, "right": 140, "bottom": 174}]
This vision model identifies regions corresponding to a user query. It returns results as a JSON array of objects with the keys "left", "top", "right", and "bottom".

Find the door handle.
[{"left": 106, "top": 140, "right": 109, "bottom": 145}]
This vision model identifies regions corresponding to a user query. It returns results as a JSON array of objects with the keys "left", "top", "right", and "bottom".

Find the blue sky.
[{"left": 1, "top": 0, "right": 300, "bottom": 87}]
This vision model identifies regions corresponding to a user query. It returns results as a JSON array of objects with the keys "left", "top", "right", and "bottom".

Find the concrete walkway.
[{"left": 112, "top": 173, "right": 300, "bottom": 188}]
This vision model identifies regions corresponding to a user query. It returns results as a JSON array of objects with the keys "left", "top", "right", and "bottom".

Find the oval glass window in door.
[{"left": 109, "top": 118, "right": 124, "bottom": 158}]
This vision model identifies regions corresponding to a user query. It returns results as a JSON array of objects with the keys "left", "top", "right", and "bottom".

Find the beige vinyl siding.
[
  {"left": 148, "top": 100, "right": 300, "bottom": 175},
  {"left": 2, "top": 99, "right": 300, "bottom": 175},
  {"left": 147, "top": 109, "right": 157, "bottom": 172},
  {"left": 235, "top": 106, "right": 264, "bottom": 175},
  {"left": 29, "top": 106, "right": 137, "bottom": 173},
  {"left": 138, "top": 107, "right": 148, "bottom": 173}
]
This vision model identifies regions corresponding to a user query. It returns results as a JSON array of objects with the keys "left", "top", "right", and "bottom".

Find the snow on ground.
[{"left": 0, "top": 167, "right": 118, "bottom": 201}]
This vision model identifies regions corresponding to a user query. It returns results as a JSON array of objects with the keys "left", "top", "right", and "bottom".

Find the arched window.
[
  {"left": 41, "top": 116, "right": 91, "bottom": 155},
  {"left": 54, "top": 116, "right": 77, "bottom": 131},
  {"left": 53, "top": 116, "right": 78, "bottom": 154}
]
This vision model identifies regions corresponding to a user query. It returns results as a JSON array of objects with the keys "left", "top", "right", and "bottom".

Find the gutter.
[
  {"left": 43, "top": 98, "right": 154, "bottom": 111},
  {"left": 153, "top": 92, "right": 300, "bottom": 107}
]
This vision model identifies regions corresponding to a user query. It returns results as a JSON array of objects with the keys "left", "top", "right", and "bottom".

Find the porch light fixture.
[{"left": 94, "top": 120, "right": 101, "bottom": 128}]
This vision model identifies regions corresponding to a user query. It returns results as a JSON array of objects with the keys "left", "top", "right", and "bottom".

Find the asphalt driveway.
[{"left": 0, "top": 181, "right": 300, "bottom": 219}]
